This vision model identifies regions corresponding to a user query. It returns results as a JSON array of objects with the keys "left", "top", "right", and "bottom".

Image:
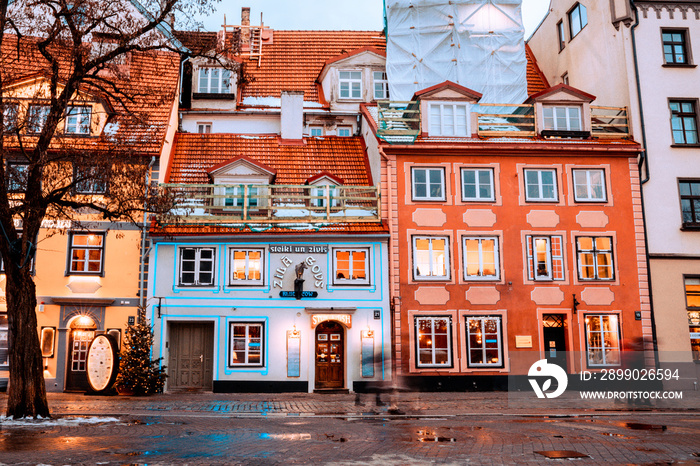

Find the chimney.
[
  {"left": 280, "top": 91, "right": 304, "bottom": 141},
  {"left": 241, "top": 7, "right": 251, "bottom": 50}
]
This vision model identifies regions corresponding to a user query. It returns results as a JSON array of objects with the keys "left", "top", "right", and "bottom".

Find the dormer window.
[
  {"left": 428, "top": 102, "right": 469, "bottom": 137},
  {"left": 198, "top": 67, "right": 231, "bottom": 94},
  {"left": 224, "top": 185, "right": 260, "bottom": 209},
  {"left": 306, "top": 172, "right": 345, "bottom": 209},
  {"left": 373, "top": 71, "right": 389, "bottom": 100},
  {"left": 206, "top": 156, "right": 276, "bottom": 213},
  {"left": 339, "top": 70, "right": 362, "bottom": 99},
  {"left": 543, "top": 106, "right": 582, "bottom": 131},
  {"left": 65, "top": 106, "right": 91, "bottom": 135}
]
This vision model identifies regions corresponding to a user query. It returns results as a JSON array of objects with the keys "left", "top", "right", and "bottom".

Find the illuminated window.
[
  {"left": 229, "top": 248, "right": 263, "bottom": 286},
  {"left": 576, "top": 236, "right": 614, "bottom": 280},
  {"left": 572, "top": 168, "right": 606, "bottom": 202},
  {"left": 428, "top": 102, "right": 469, "bottom": 137},
  {"left": 333, "top": 248, "right": 369, "bottom": 285},
  {"left": 198, "top": 68, "right": 231, "bottom": 93},
  {"left": 670, "top": 100, "right": 698, "bottom": 145},
  {"left": 65, "top": 106, "right": 91, "bottom": 135},
  {"left": 373, "top": 71, "right": 389, "bottom": 100},
  {"left": 526, "top": 235, "right": 565, "bottom": 281},
  {"left": 68, "top": 232, "right": 105, "bottom": 275},
  {"left": 412, "top": 167, "right": 445, "bottom": 201},
  {"left": 413, "top": 236, "right": 450, "bottom": 280},
  {"left": 685, "top": 277, "right": 700, "bottom": 310},
  {"left": 178, "top": 247, "right": 215, "bottom": 286},
  {"left": 229, "top": 322, "right": 264, "bottom": 367},
  {"left": 415, "top": 316, "right": 452, "bottom": 368},
  {"left": 466, "top": 316, "right": 503, "bottom": 367},
  {"left": 339, "top": 70, "right": 362, "bottom": 99},
  {"left": 461, "top": 168, "right": 494, "bottom": 202},
  {"left": 463, "top": 236, "right": 499, "bottom": 280},
  {"left": 680, "top": 180, "right": 700, "bottom": 228},
  {"left": 585, "top": 314, "right": 621, "bottom": 367},
  {"left": 568, "top": 3, "right": 587, "bottom": 39},
  {"left": 524, "top": 168, "right": 558, "bottom": 202}
]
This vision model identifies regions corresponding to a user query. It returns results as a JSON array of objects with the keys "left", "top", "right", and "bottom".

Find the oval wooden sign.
[{"left": 86, "top": 334, "right": 119, "bottom": 393}]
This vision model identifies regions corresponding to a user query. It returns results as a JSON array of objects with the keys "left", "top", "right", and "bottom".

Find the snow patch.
[{"left": 0, "top": 415, "right": 120, "bottom": 427}]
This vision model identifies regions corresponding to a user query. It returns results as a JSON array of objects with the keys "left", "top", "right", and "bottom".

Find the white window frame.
[
  {"left": 65, "top": 106, "right": 91, "bottom": 135},
  {"left": 337, "top": 126, "right": 352, "bottom": 137},
  {"left": 198, "top": 67, "right": 231, "bottom": 94},
  {"left": 576, "top": 236, "right": 614, "bottom": 281},
  {"left": 74, "top": 165, "right": 107, "bottom": 194},
  {"left": 373, "top": 71, "right": 389, "bottom": 100},
  {"left": 221, "top": 184, "right": 261, "bottom": 209},
  {"left": 310, "top": 185, "right": 340, "bottom": 208},
  {"left": 428, "top": 102, "right": 469, "bottom": 137},
  {"left": 415, "top": 316, "right": 453, "bottom": 368},
  {"left": 585, "top": 314, "right": 621, "bottom": 367},
  {"left": 524, "top": 168, "right": 558, "bottom": 202},
  {"left": 309, "top": 125, "right": 323, "bottom": 136},
  {"left": 197, "top": 122, "right": 212, "bottom": 134},
  {"left": 466, "top": 316, "right": 503, "bottom": 368},
  {"left": 461, "top": 168, "right": 495, "bottom": 202},
  {"left": 572, "top": 168, "right": 606, "bottom": 202},
  {"left": 7, "top": 162, "right": 28, "bottom": 193},
  {"left": 68, "top": 232, "right": 105, "bottom": 275},
  {"left": 178, "top": 247, "right": 216, "bottom": 286},
  {"left": 412, "top": 236, "right": 450, "bottom": 280},
  {"left": 28, "top": 104, "right": 50, "bottom": 133},
  {"left": 526, "top": 235, "right": 566, "bottom": 282},
  {"left": 332, "top": 248, "right": 370, "bottom": 285},
  {"left": 411, "top": 167, "right": 445, "bottom": 201},
  {"left": 2, "top": 103, "right": 18, "bottom": 131},
  {"left": 462, "top": 236, "right": 500, "bottom": 281},
  {"left": 228, "top": 248, "right": 264, "bottom": 286},
  {"left": 543, "top": 106, "right": 582, "bottom": 131},
  {"left": 229, "top": 322, "right": 265, "bottom": 367},
  {"left": 339, "top": 70, "right": 362, "bottom": 99}
]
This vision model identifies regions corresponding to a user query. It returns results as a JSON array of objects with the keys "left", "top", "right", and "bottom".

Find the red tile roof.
[
  {"left": 525, "top": 44, "right": 549, "bottom": 95},
  {"left": 166, "top": 133, "right": 373, "bottom": 186},
  {"left": 154, "top": 221, "right": 389, "bottom": 237}
]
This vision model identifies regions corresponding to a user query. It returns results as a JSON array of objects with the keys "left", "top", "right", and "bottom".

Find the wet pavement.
[{"left": 0, "top": 391, "right": 699, "bottom": 465}]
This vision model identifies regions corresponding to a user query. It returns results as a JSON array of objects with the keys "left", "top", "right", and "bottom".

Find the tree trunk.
[{"left": 5, "top": 267, "right": 50, "bottom": 418}]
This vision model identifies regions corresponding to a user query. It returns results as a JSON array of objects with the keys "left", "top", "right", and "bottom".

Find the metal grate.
[{"left": 543, "top": 314, "right": 565, "bottom": 328}]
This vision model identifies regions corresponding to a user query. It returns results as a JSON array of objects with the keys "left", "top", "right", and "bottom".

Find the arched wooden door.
[
  {"left": 65, "top": 317, "right": 96, "bottom": 392},
  {"left": 315, "top": 321, "right": 344, "bottom": 389}
]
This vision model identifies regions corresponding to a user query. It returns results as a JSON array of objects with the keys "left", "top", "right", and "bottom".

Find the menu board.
[
  {"left": 287, "top": 331, "right": 301, "bottom": 378},
  {"left": 86, "top": 334, "right": 119, "bottom": 393}
]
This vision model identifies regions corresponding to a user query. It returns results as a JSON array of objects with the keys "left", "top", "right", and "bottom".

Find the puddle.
[
  {"left": 535, "top": 450, "right": 590, "bottom": 459},
  {"left": 259, "top": 433, "right": 311, "bottom": 441},
  {"left": 415, "top": 429, "right": 456, "bottom": 443}
]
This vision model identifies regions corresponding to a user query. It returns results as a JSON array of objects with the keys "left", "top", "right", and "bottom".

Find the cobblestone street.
[{"left": 1, "top": 391, "right": 699, "bottom": 465}]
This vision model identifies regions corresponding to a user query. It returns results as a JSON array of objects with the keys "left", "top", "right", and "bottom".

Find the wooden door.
[
  {"left": 169, "top": 322, "right": 214, "bottom": 391},
  {"left": 65, "top": 328, "right": 95, "bottom": 391},
  {"left": 543, "top": 314, "right": 568, "bottom": 372},
  {"left": 315, "top": 321, "right": 344, "bottom": 389}
]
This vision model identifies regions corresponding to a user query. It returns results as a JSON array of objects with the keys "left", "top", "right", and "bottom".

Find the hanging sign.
[{"left": 86, "top": 334, "right": 120, "bottom": 393}]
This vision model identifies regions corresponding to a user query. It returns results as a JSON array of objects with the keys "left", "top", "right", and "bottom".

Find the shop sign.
[
  {"left": 280, "top": 291, "right": 318, "bottom": 298},
  {"left": 273, "top": 255, "right": 325, "bottom": 289},
  {"left": 270, "top": 245, "right": 328, "bottom": 254},
  {"left": 311, "top": 313, "right": 352, "bottom": 328},
  {"left": 690, "top": 333, "right": 700, "bottom": 339},
  {"left": 86, "top": 334, "right": 119, "bottom": 393}
]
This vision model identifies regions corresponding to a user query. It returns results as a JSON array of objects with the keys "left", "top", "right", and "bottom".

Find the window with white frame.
[
  {"left": 428, "top": 102, "right": 469, "bottom": 137},
  {"left": 576, "top": 236, "right": 614, "bottom": 281},
  {"left": 415, "top": 316, "right": 452, "bottom": 368},
  {"left": 411, "top": 167, "right": 445, "bottom": 201},
  {"left": 337, "top": 126, "right": 352, "bottom": 137},
  {"left": 28, "top": 105, "right": 50, "bottom": 133},
  {"left": 311, "top": 185, "right": 339, "bottom": 208},
  {"left": 373, "top": 71, "right": 389, "bottom": 100},
  {"left": 74, "top": 165, "right": 107, "bottom": 194},
  {"left": 461, "top": 168, "right": 494, "bottom": 202},
  {"left": 572, "top": 168, "right": 606, "bottom": 202},
  {"left": 339, "top": 70, "right": 362, "bottom": 99},
  {"left": 413, "top": 236, "right": 450, "bottom": 280},
  {"left": 197, "top": 122, "right": 212, "bottom": 134},
  {"left": 526, "top": 235, "right": 565, "bottom": 281},
  {"left": 463, "top": 236, "right": 499, "bottom": 280},
  {"left": 524, "top": 168, "right": 558, "bottom": 202},
  {"left": 585, "top": 314, "right": 621, "bottom": 367},
  {"left": 178, "top": 247, "right": 215, "bottom": 286},
  {"left": 223, "top": 185, "right": 260, "bottom": 209},
  {"left": 68, "top": 232, "right": 105, "bottom": 275},
  {"left": 229, "top": 248, "right": 264, "bottom": 285},
  {"left": 65, "top": 106, "right": 91, "bottom": 135},
  {"left": 198, "top": 67, "right": 231, "bottom": 93},
  {"left": 543, "top": 106, "right": 582, "bottom": 132},
  {"left": 309, "top": 125, "right": 323, "bottom": 136},
  {"left": 466, "top": 316, "right": 503, "bottom": 367},
  {"left": 2, "top": 103, "right": 18, "bottom": 132},
  {"left": 229, "top": 322, "right": 264, "bottom": 367},
  {"left": 333, "top": 248, "right": 369, "bottom": 285}
]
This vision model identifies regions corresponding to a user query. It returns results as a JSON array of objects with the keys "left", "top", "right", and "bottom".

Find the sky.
[{"left": 193, "top": 0, "right": 551, "bottom": 39}]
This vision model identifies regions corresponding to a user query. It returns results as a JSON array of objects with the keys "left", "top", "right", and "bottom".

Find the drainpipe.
[
  {"left": 629, "top": 0, "right": 659, "bottom": 368},
  {"left": 139, "top": 156, "right": 156, "bottom": 309}
]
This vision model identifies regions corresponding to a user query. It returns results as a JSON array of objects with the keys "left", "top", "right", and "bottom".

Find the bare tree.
[{"left": 0, "top": 0, "right": 218, "bottom": 419}]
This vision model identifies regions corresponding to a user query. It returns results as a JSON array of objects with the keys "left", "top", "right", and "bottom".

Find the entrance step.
[{"left": 313, "top": 388, "right": 349, "bottom": 394}]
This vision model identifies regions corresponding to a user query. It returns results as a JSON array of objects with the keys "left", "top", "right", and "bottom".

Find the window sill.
[
  {"left": 192, "top": 93, "right": 236, "bottom": 100},
  {"left": 412, "top": 198, "right": 447, "bottom": 202},
  {"left": 671, "top": 144, "right": 700, "bottom": 148},
  {"left": 681, "top": 224, "right": 700, "bottom": 231},
  {"left": 662, "top": 63, "right": 697, "bottom": 69}
]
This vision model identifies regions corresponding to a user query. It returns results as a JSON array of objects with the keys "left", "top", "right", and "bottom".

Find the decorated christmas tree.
[{"left": 115, "top": 308, "right": 166, "bottom": 395}]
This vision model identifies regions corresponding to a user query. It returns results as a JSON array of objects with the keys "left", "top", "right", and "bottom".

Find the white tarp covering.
[{"left": 385, "top": 0, "right": 527, "bottom": 104}]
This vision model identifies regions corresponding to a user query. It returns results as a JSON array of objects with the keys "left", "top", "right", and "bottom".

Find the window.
[
  {"left": 373, "top": 71, "right": 389, "bottom": 99},
  {"left": 197, "top": 123, "right": 212, "bottom": 134},
  {"left": 543, "top": 106, "right": 582, "bottom": 132},
  {"left": 461, "top": 168, "right": 494, "bottom": 202},
  {"left": 585, "top": 314, "right": 621, "bottom": 367},
  {"left": 333, "top": 248, "right": 369, "bottom": 285},
  {"left": 685, "top": 277, "right": 700, "bottom": 309},
  {"left": 309, "top": 126, "right": 323, "bottom": 136},
  {"left": 576, "top": 236, "right": 614, "bottom": 280},
  {"left": 415, "top": 316, "right": 452, "bottom": 368},
  {"left": 311, "top": 185, "right": 339, "bottom": 208},
  {"left": 337, "top": 127, "right": 352, "bottom": 137},
  {"left": 74, "top": 165, "right": 107, "bottom": 194},
  {"left": 27, "top": 105, "right": 50, "bottom": 133},
  {"left": 466, "top": 316, "right": 503, "bottom": 367},
  {"left": 339, "top": 70, "right": 362, "bottom": 99},
  {"left": 229, "top": 322, "right": 264, "bottom": 367},
  {"left": 568, "top": 3, "right": 587, "bottom": 39},
  {"left": 411, "top": 167, "right": 445, "bottom": 201},
  {"left": 413, "top": 236, "right": 450, "bottom": 280},
  {"left": 463, "top": 236, "right": 499, "bottom": 280},
  {"left": 6, "top": 162, "right": 28, "bottom": 192},
  {"left": 2, "top": 103, "right": 18, "bottom": 132},
  {"left": 526, "top": 235, "right": 565, "bottom": 281},
  {"left": 68, "top": 232, "right": 105, "bottom": 275},
  {"left": 562, "top": 72, "right": 569, "bottom": 85},
  {"left": 178, "top": 247, "right": 215, "bottom": 286},
  {"left": 223, "top": 185, "right": 259, "bottom": 209},
  {"left": 65, "top": 106, "right": 91, "bottom": 135},
  {"left": 428, "top": 102, "right": 469, "bottom": 136},
  {"left": 524, "top": 168, "right": 558, "bottom": 202},
  {"left": 680, "top": 180, "right": 700, "bottom": 228},
  {"left": 0, "top": 231, "right": 34, "bottom": 273},
  {"left": 229, "top": 248, "right": 263, "bottom": 285},
  {"left": 0, "top": 315, "right": 7, "bottom": 368},
  {"left": 670, "top": 100, "right": 698, "bottom": 145},
  {"left": 662, "top": 30, "right": 690, "bottom": 65},
  {"left": 557, "top": 20, "right": 566, "bottom": 51},
  {"left": 198, "top": 67, "right": 231, "bottom": 93},
  {"left": 572, "top": 168, "right": 606, "bottom": 202}
]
